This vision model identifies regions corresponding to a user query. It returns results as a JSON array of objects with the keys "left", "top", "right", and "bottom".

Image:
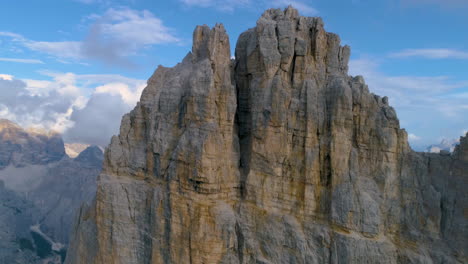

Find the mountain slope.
[{"left": 0, "top": 120, "right": 103, "bottom": 263}]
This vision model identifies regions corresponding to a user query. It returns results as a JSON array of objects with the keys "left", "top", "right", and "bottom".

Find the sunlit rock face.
[
  {"left": 0, "top": 120, "right": 103, "bottom": 263},
  {"left": 66, "top": 7, "right": 467, "bottom": 264},
  {"left": 65, "top": 143, "right": 91, "bottom": 158}
]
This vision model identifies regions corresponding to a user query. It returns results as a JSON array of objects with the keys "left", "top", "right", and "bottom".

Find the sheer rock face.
[{"left": 66, "top": 7, "right": 467, "bottom": 264}]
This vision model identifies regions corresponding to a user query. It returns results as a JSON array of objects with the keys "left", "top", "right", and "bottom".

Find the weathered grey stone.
[{"left": 66, "top": 7, "right": 467, "bottom": 264}]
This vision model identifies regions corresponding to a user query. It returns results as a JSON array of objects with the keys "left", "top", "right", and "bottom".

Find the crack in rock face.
[{"left": 65, "top": 7, "right": 468, "bottom": 264}]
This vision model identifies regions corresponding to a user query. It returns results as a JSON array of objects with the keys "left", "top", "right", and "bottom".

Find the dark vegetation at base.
[
  {"left": 58, "top": 248, "right": 67, "bottom": 263},
  {"left": 17, "top": 237, "right": 34, "bottom": 251},
  {"left": 30, "top": 230, "right": 68, "bottom": 263},
  {"left": 31, "top": 230, "right": 52, "bottom": 258}
]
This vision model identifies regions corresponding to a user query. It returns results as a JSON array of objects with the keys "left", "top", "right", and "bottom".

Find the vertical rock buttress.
[{"left": 66, "top": 7, "right": 467, "bottom": 264}]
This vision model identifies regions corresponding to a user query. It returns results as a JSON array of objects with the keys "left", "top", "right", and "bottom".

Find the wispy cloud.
[
  {"left": 25, "top": 41, "right": 83, "bottom": 59},
  {"left": 349, "top": 58, "right": 468, "bottom": 113},
  {"left": 0, "top": 74, "right": 14, "bottom": 81},
  {"left": 0, "top": 57, "right": 44, "bottom": 64},
  {"left": 390, "top": 49, "right": 468, "bottom": 59},
  {"left": 81, "top": 8, "right": 179, "bottom": 66},
  {"left": 0, "top": 8, "right": 179, "bottom": 67}
]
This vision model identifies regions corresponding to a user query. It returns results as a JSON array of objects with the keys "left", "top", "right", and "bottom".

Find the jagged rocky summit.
[
  {"left": 66, "top": 7, "right": 467, "bottom": 264},
  {"left": 0, "top": 119, "right": 65, "bottom": 169},
  {"left": 0, "top": 120, "right": 103, "bottom": 263}
]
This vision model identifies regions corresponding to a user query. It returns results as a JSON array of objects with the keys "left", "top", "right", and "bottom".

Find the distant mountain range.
[
  {"left": 64, "top": 143, "right": 91, "bottom": 158},
  {"left": 426, "top": 138, "right": 460, "bottom": 154},
  {"left": 0, "top": 119, "right": 102, "bottom": 264}
]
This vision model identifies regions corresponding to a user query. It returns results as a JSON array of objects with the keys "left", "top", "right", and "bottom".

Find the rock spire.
[{"left": 66, "top": 7, "right": 467, "bottom": 264}]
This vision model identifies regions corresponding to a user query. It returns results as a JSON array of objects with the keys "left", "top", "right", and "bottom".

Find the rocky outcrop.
[
  {"left": 0, "top": 119, "right": 65, "bottom": 169},
  {"left": 66, "top": 7, "right": 467, "bottom": 264},
  {"left": 0, "top": 121, "right": 103, "bottom": 263}
]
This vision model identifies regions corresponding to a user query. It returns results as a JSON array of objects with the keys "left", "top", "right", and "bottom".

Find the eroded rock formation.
[{"left": 66, "top": 7, "right": 467, "bottom": 264}]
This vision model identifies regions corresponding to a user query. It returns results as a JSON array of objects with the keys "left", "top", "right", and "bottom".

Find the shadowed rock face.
[{"left": 65, "top": 7, "right": 467, "bottom": 264}]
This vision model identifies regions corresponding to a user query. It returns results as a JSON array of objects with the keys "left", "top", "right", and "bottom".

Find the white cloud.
[
  {"left": 64, "top": 93, "right": 132, "bottom": 146},
  {"left": 25, "top": 41, "right": 83, "bottom": 60},
  {"left": 390, "top": 49, "right": 468, "bottom": 59},
  {"left": 0, "top": 31, "right": 83, "bottom": 61},
  {"left": 0, "top": 77, "right": 75, "bottom": 134},
  {"left": 0, "top": 32, "right": 24, "bottom": 41},
  {"left": 0, "top": 74, "right": 14, "bottom": 81},
  {"left": 408, "top": 133, "right": 421, "bottom": 142},
  {"left": 0, "top": 8, "right": 179, "bottom": 66},
  {"left": 100, "top": 9, "right": 179, "bottom": 45},
  {"left": 94, "top": 82, "right": 145, "bottom": 106},
  {"left": 75, "top": 73, "right": 147, "bottom": 85},
  {"left": 0, "top": 72, "right": 146, "bottom": 146},
  {"left": 349, "top": 58, "right": 468, "bottom": 100},
  {"left": 349, "top": 58, "right": 468, "bottom": 117},
  {"left": 0, "top": 57, "right": 44, "bottom": 64},
  {"left": 80, "top": 8, "right": 179, "bottom": 66}
]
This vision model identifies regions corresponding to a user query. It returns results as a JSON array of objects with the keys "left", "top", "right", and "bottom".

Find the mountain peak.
[
  {"left": 74, "top": 145, "right": 104, "bottom": 167},
  {"left": 66, "top": 8, "right": 467, "bottom": 264},
  {"left": 192, "top": 23, "right": 230, "bottom": 64},
  {"left": 261, "top": 5, "right": 300, "bottom": 20},
  {"left": 0, "top": 119, "right": 66, "bottom": 169},
  {"left": 0, "top": 119, "right": 22, "bottom": 132}
]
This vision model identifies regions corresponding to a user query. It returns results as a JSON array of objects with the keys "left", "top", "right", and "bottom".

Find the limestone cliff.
[{"left": 66, "top": 7, "right": 467, "bottom": 264}]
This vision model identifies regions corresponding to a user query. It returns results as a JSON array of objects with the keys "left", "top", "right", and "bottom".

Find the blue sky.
[{"left": 0, "top": 0, "right": 467, "bottom": 150}]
